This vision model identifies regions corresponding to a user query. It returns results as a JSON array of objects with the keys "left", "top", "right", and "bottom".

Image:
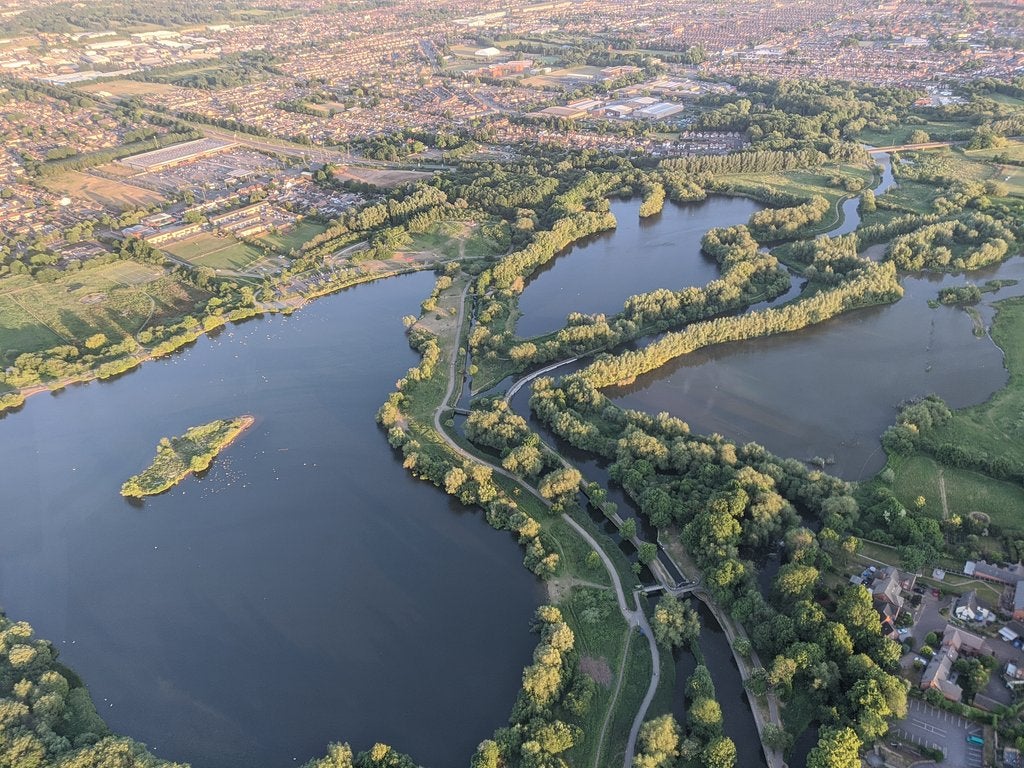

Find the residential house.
[
  {"left": 953, "top": 590, "right": 993, "bottom": 623},
  {"left": 964, "top": 560, "right": 1024, "bottom": 586},
  {"left": 919, "top": 625, "right": 988, "bottom": 702}
]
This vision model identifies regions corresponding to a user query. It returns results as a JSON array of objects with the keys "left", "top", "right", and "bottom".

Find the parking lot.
[{"left": 892, "top": 699, "right": 984, "bottom": 767}]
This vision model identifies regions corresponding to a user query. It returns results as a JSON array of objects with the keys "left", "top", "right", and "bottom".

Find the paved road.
[
  {"left": 431, "top": 283, "right": 659, "bottom": 768},
  {"left": 892, "top": 698, "right": 982, "bottom": 767},
  {"left": 867, "top": 141, "right": 955, "bottom": 153}
]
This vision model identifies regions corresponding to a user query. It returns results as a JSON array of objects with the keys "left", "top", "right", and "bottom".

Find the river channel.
[{"left": 0, "top": 272, "right": 544, "bottom": 768}]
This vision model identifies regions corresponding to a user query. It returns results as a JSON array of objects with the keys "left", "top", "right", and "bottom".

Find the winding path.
[
  {"left": 429, "top": 280, "right": 659, "bottom": 768},
  {"left": 426, "top": 145, "right": 908, "bottom": 768},
  {"left": 503, "top": 356, "right": 579, "bottom": 401}
]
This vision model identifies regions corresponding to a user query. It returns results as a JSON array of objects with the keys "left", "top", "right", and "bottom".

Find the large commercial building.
[{"left": 119, "top": 138, "right": 237, "bottom": 172}]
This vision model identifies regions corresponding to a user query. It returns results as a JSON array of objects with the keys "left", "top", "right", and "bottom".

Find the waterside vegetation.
[{"left": 120, "top": 416, "right": 254, "bottom": 497}]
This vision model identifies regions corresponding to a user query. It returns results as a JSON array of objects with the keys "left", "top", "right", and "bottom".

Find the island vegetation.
[{"left": 120, "top": 416, "right": 254, "bottom": 497}]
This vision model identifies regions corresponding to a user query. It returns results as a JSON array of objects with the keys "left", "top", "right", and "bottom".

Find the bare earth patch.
[{"left": 580, "top": 655, "right": 613, "bottom": 687}]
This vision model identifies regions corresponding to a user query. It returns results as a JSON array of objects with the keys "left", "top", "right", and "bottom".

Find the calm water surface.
[
  {"left": 608, "top": 259, "right": 1024, "bottom": 479},
  {"left": 1, "top": 272, "right": 544, "bottom": 768},
  {"left": 669, "top": 601, "right": 766, "bottom": 768},
  {"left": 514, "top": 196, "right": 765, "bottom": 338}
]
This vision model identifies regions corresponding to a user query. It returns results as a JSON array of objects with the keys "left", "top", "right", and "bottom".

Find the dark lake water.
[
  {"left": 669, "top": 601, "right": 766, "bottom": 768},
  {"left": 0, "top": 272, "right": 544, "bottom": 768},
  {"left": 514, "top": 196, "right": 766, "bottom": 339},
  {"left": 607, "top": 258, "right": 1024, "bottom": 480}
]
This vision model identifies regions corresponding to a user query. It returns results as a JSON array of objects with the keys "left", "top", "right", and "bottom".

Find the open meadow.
[
  {"left": 0, "top": 262, "right": 206, "bottom": 362},
  {"left": 40, "top": 171, "right": 167, "bottom": 210}
]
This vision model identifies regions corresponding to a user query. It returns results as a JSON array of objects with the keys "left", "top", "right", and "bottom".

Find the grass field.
[
  {"left": 41, "top": 171, "right": 167, "bottom": 210},
  {"left": 878, "top": 179, "right": 940, "bottom": 214},
  {"left": 522, "top": 65, "right": 606, "bottom": 89},
  {"left": 926, "top": 298, "right": 1024, "bottom": 469},
  {"left": 258, "top": 220, "right": 326, "bottom": 253},
  {"left": 164, "top": 233, "right": 268, "bottom": 272},
  {"left": 406, "top": 221, "right": 504, "bottom": 261},
  {"left": 329, "top": 166, "right": 433, "bottom": 188},
  {"left": 981, "top": 93, "right": 1024, "bottom": 108},
  {"left": 901, "top": 147, "right": 1024, "bottom": 198},
  {"left": 888, "top": 454, "right": 1024, "bottom": 532},
  {"left": 857, "top": 121, "right": 966, "bottom": 147},
  {"left": 77, "top": 79, "right": 186, "bottom": 98},
  {"left": 0, "top": 262, "right": 205, "bottom": 362}
]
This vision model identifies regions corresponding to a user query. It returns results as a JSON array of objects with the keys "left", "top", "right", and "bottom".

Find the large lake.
[{"left": 0, "top": 272, "right": 544, "bottom": 768}]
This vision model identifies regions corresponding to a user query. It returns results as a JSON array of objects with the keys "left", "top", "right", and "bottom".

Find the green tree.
[
  {"left": 652, "top": 596, "right": 700, "bottom": 649},
  {"left": 304, "top": 743, "right": 355, "bottom": 768},
  {"left": 688, "top": 696, "right": 723, "bottom": 738},
  {"left": 84, "top": 333, "right": 108, "bottom": 350},
  {"left": 702, "top": 736, "right": 737, "bottom": 768},
  {"left": 634, "top": 714, "right": 681, "bottom": 768},
  {"left": 807, "top": 726, "right": 862, "bottom": 768},
  {"left": 639, "top": 541, "right": 658, "bottom": 564},
  {"left": 836, "top": 586, "right": 880, "bottom": 647},
  {"left": 774, "top": 563, "right": 820, "bottom": 600}
]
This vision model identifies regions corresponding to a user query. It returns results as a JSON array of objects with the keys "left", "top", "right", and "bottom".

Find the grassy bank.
[
  {"left": 925, "top": 297, "right": 1024, "bottom": 469},
  {"left": 121, "top": 415, "right": 253, "bottom": 497},
  {"left": 388, "top": 270, "right": 657, "bottom": 765}
]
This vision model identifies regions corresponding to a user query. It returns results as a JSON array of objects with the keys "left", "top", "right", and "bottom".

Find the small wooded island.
[{"left": 120, "top": 416, "right": 254, "bottom": 497}]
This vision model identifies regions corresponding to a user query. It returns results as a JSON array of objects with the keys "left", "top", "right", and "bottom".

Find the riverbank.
[
  {"left": 121, "top": 415, "right": 255, "bottom": 497},
  {"left": 0, "top": 260, "right": 443, "bottom": 419},
  {"left": 379, "top": 270, "right": 668, "bottom": 768}
]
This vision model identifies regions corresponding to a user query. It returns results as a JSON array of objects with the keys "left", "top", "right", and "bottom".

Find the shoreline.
[
  {"left": 0, "top": 262, "right": 440, "bottom": 420},
  {"left": 120, "top": 414, "right": 256, "bottom": 498}
]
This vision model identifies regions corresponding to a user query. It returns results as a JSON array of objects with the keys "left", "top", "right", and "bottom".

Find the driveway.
[
  {"left": 891, "top": 699, "right": 983, "bottom": 767},
  {"left": 911, "top": 593, "right": 949, "bottom": 646}
]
